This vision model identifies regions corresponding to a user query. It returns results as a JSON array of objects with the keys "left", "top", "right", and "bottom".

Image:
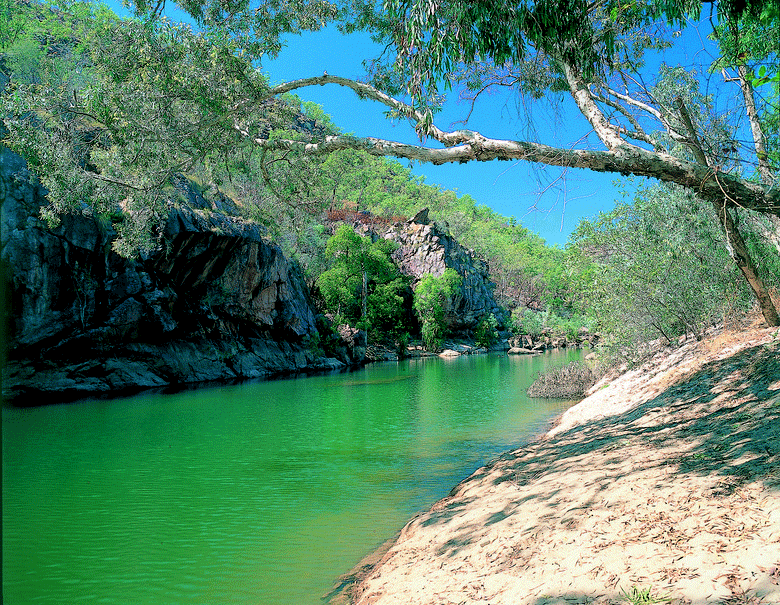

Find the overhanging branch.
[
  {"left": 252, "top": 132, "right": 779, "bottom": 215},
  {"left": 254, "top": 75, "right": 779, "bottom": 217}
]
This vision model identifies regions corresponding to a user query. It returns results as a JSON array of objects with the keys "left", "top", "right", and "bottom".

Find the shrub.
[
  {"left": 474, "top": 313, "right": 499, "bottom": 348},
  {"left": 513, "top": 307, "right": 544, "bottom": 337},
  {"left": 526, "top": 361, "right": 597, "bottom": 398}
]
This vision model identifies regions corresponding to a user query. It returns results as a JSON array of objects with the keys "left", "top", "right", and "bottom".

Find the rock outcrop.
[
  {"left": 507, "top": 327, "right": 599, "bottom": 352},
  {"left": 380, "top": 218, "right": 508, "bottom": 332},
  {"left": 1, "top": 147, "right": 355, "bottom": 404}
]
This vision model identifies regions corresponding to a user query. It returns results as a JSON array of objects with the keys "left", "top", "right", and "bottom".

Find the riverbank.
[{"left": 336, "top": 321, "right": 780, "bottom": 605}]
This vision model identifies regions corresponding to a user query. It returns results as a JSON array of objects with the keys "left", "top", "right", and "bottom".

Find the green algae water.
[{"left": 2, "top": 350, "right": 581, "bottom": 605}]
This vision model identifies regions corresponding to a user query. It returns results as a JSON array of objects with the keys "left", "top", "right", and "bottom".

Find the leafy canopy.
[{"left": 317, "top": 224, "right": 407, "bottom": 336}]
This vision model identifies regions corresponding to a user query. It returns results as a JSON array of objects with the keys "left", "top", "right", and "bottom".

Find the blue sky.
[
  {"left": 106, "top": 1, "right": 720, "bottom": 246},
  {"left": 261, "top": 26, "right": 625, "bottom": 246}
]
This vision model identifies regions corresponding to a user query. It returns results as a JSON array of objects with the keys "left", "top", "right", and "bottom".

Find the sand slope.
[{"left": 348, "top": 326, "right": 780, "bottom": 605}]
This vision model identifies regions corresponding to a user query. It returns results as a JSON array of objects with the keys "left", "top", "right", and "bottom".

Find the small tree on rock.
[
  {"left": 317, "top": 225, "right": 407, "bottom": 337},
  {"left": 413, "top": 268, "right": 462, "bottom": 351}
]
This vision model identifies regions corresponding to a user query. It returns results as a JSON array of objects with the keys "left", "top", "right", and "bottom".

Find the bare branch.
[
  {"left": 591, "top": 92, "right": 656, "bottom": 146},
  {"left": 605, "top": 87, "right": 687, "bottom": 142},
  {"left": 560, "top": 61, "right": 628, "bottom": 151},
  {"left": 250, "top": 131, "right": 779, "bottom": 216},
  {"left": 267, "top": 74, "right": 502, "bottom": 148}
]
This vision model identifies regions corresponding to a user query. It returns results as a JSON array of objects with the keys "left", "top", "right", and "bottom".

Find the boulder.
[
  {"left": 508, "top": 347, "right": 536, "bottom": 355},
  {"left": 438, "top": 349, "right": 461, "bottom": 357}
]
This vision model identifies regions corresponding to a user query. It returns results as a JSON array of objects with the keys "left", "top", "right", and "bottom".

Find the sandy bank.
[{"left": 338, "top": 324, "right": 780, "bottom": 605}]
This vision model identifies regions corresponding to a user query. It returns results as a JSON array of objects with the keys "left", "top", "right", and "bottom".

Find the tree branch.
[
  {"left": 560, "top": 61, "right": 627, "bottom": 151},
  {"left": 240, "top": 74, "right": 778, "bottom": 217},
  {"left": 673, "top": 96, "right": 710, "bottom": 166},
  {"left": 591, "top": 92, "right": 656, "bottom": 146},
  {"left": 251, "top": 132, "right": 779, "bottom": 216},
  {"left": 268, "top": 75, "right": 474, "bottom": 146},
  {"left": 605, "top": 87, "right": 688, "bottom": 143}
]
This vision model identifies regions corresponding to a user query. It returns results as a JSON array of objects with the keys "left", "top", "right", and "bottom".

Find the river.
[{"left": 2, "top": 350, "right": 581, "bottom": 604}]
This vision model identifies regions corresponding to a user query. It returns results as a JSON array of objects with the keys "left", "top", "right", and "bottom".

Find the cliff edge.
[{"left": 1, "top": 147, "right": 352, "bottom": 404}]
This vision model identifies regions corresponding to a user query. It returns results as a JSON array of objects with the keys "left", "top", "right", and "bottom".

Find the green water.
[{"left": 2, "top": 350, "right": 581, "bottom": 604}]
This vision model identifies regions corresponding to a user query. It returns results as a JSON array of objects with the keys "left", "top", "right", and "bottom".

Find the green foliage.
[
  {"left": 413, "top": 268, "right": 462, "bottom": 350},
  {"left": 0, "top": 0, "right": 324, "bottom": 254},
  {"left": 651, "top": 65, "right": 735, "bottom": 167},
  {"left": 511, "top": 305, "right": 592, "bottom": 341},
  {"left": 709, "top": 7, "right": 780, "bottom": 171},
  {"left": 571, "top": 182, "right": 777, "bottom": 361},
  {"left": 619, "top": 586, "right": 672, "bottom": 605},
  {"left": 322, "top": 152, "right": 593, "bottom": 315},
  {"left": 513, "top": 308, "right": 546, "bottom": 338},
  {"left": 316, "top": 225, "right": 409, "bottom": 340},
  {"left": 0, "top": 0, "right": 29, "bottom": 52},
  {"left": 7, "top": 0, "right": 777, "bottom": 348},
  {"left": 474, "top": 313, "right": 499, "bottom": 348}
]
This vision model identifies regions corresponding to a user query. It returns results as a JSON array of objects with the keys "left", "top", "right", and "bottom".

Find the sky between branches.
[{"left": 108, "top": 1, "right": 727, "bottom": 246}]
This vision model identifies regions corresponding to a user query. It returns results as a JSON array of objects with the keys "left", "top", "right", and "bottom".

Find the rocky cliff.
[
  {"left": 380, "top": 215, "right": 508, "bottom": 332},
  {"left": 1, "top": 147, "right": 355, "bottom": 404}
]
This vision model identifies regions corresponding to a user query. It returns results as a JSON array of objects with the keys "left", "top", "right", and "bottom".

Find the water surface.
[{"left": 3, "top": 350, "right": 581, "bottom": 604}]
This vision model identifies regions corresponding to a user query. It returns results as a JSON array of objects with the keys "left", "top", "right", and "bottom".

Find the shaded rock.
[
  {"left": 408, "top": 207, "right": 430, "bottom": 225},
  {"left": 1, "top": 147, "right": 339, "bottom": 403}
]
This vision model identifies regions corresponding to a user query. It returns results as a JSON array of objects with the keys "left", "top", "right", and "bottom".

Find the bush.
[
  {"left": 547, "top": 312, "right": 592, "bottom": 340},
  {"left": 513, "top": 307, "right": 545, "bottom": 337},
  {"left": 526, "top": 361, "right": 596, "bottom": 398},
  {"left": 474, "top": 313, "right": 499, "bottom": 348},
  {"left": 571, "top": 183, "right": 768, "bottom": 362}
]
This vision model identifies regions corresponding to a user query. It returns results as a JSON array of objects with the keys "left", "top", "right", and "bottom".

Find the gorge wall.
[
  {"left": 381, "top": 215, "right": 508, "bottom": 333},
  {"left": 2, "top": 149, "right": 511, "bottom": 404},
  {"left": 1, "top": 147, "right": 356, "bottom": 404}
]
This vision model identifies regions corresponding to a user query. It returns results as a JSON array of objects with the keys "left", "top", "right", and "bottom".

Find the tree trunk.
[
  {"left": 712, "top": 201, "right": 780, "bottom": 327},
  {"left": 362, "top": 269, "right": 368, "bottom": 320},
  {"left": 673, "top": 96, "right": 780, "bottom": 328}
]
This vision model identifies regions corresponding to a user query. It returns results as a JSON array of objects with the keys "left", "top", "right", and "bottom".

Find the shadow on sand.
[{"left": 328, "top": 338, "right": 780, "bottom": 604}]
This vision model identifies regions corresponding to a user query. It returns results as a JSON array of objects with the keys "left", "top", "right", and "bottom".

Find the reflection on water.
[{"left": 2, "top": 350, "right": 581, "bottom": 604}]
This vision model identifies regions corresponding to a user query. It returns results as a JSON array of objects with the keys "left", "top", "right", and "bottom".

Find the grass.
[{"left": 620, "top": 586, "right": 672, "bottom": 604}]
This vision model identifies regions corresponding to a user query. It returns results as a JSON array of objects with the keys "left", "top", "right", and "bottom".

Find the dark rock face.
[
  {"left": 1, "top": 147, "right": 351, "bottom": 404},
  {"left": 380, "top": 221, "right": 508, "bottom": 332}
]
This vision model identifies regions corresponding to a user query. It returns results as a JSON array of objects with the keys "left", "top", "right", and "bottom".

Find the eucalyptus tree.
[
  {"left": 317, "top": 224, "right": 407, "bottom": 335},
  {"left": 572, "top": 183, "right": 763, "bottom": 355},
  {"left": 3, "top": 0, "right": 779, "bottom": 323}
]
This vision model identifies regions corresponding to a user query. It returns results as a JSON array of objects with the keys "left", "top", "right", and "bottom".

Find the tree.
[
  {"left": 571, "top": 182, "right": 777, "bottom": 358},
  {"left": 316, "top": 224, "right": 407, "bottom": 336},
  {"left": 4, "top": 0, "right": 780, "bottom": 323},
  {"left": 413, "top": 268, "right": 462, "bottom": 350}
]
